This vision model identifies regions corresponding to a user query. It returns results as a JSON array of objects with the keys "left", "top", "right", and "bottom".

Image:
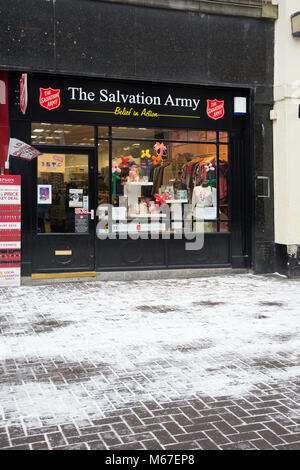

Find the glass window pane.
[
  {"left": 206, "top": 131, "right": 217, "bottom": 141},
  {"left": 98, "top": 141, "right": 109, "bottom": 205},
  {"left": 37, "top": 153, "right": 89, "bottom": 233},
  {"left": 31, "top": 123, "right": 94, "bottom": 146},
  {"left": 220, "top": 222, "right": 230, "bottom": 232},
  {"left": 111, "top": 140, "right": 156, "bottom": 209},
  {"left": 111, "top": 127, "right": 221, "bottom": 142},
  {"left": 196, "top": 222, "right": 218, "bottom": 233},
  {"left": 98, "top": 126, "right": 109, "bottom": 138},
  {"left": 187, "top": 130, "right": 207, "bottom": 141},
  {"left": 219, "top": 131, "right": 229, "bottom": 143},
  {"left": 219, "top": 145, "right": 229, "bottom": 220},
  {"left": 111, "top": 127, "right": 189, "bottom": 141}
]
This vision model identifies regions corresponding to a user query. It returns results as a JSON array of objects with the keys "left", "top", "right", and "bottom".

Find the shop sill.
[{"left": 98, "top": 0, "right": 278, "bottom": 20}]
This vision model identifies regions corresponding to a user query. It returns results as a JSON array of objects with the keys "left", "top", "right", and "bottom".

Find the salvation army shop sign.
[{"left": 20, "top": 74, "right": 239, "bottom": 130}]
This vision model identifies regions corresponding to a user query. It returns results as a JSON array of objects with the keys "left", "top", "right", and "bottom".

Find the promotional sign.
[
  {"left": 38, "top": 154, "right": 65, "bottom": 173},
  {"left": 7, "top": 138, "right": 42, "bottom": 161},
  {"left": 0, "top": 175, "right": 21, "bottom": 287},
  {"left": 75, "top": 208, "right": 89, "bottom": 233}
]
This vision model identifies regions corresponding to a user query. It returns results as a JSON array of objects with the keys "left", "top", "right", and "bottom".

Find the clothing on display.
[
  {"left": 192, "top": 185, "right": 217, "bottom": 210},
  {"left": 107, "top": 138, "right": 229, "bottom": 233}
]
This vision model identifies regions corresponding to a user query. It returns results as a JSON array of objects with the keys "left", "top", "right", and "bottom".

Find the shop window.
[
  {"left": 37, "top": 153, "right": 89, "bottom": 233},
  {"left": 104, "top": 135, "right": 230, "bottom": 235},
  {"left": 219, "top": 144, "right": 229, "bottom": 221},
  {"left": 31, "top": 123, "right": 94, "bottom": 146},
  {"left": 98, "top": 141, "right": 109, "bottom": 205}
]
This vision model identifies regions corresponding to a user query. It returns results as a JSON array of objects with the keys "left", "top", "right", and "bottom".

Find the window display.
[
  {"left": 34, "top": 126, "right": 230, "bottom": 236},
  {"left": 98, "top": 129, "right": 230, "bottom": 235}
]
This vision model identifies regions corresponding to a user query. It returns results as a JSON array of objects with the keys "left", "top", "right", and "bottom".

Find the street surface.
[{"left": 0, "top": 273, "right": 299, "bottom": 450}]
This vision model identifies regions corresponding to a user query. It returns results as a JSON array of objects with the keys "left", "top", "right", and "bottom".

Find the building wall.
[
  {"left": 0, "top": 0, "right": 277, "bottom": 273},
  {"left": 273, "top": 0, "right": 300, "bottom": 246}
]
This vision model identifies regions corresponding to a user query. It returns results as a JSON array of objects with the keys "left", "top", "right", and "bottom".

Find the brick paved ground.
[{"left": 0, "top": 274, "right": 299, "bottom": 450}]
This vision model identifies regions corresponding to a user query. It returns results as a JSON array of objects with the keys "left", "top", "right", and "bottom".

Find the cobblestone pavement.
[{"left": 0, "top": 274, "right": 299, "bottom": 450}]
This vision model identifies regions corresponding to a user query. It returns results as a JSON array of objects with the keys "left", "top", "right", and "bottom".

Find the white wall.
[{"left": 273, "top": 0, "right": 300, "bottom": 245}]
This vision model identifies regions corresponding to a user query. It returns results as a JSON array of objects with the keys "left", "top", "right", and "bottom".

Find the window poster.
[
  {"left": 38, "top": 154, "right": 65, "bottom": 173},
  {"left": 37, "top": 185, "right": 52, "bottom": 204},
  {"left": 69, "top": 189, "right": 83, "bottom": 207},
  {"left": 204, "top": 206, "right": 217, "bottom": 220},
  {"left": 75, "top": 209, "right": 89, "bottom": 233},
  {"left": 83, "top": 196, "right": 89, "bottom": 209}
]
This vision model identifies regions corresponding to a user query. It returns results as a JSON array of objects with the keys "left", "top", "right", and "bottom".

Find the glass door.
[{"left": 32, "top": 149, "right": 96, "bottom": 273}]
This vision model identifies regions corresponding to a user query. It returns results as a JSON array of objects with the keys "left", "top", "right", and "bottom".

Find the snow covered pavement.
[{"left": 0, "top": 273, "right": 299, "bottom": 450}]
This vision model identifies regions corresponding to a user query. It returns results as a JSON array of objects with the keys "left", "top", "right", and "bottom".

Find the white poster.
[
  {"left": 204, "top": 206, "right": 217, "bottom": 220},
  {"left": 0, "top": 185, "right": 21, "bottom": 205},
  {"left": 0, "top": 268, "right": 20, "bottom": 287}
]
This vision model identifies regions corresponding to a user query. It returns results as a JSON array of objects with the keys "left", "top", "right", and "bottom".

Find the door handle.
[{"left": 88, "top": 209, "right": 94, "bottom": 220}]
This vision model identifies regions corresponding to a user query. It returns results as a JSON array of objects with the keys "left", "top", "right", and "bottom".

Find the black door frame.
[{"left": 31, "top": 145, "right": 97, "bottom": 273}]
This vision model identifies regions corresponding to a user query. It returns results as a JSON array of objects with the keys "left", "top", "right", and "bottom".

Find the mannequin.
[
  {"left": 124, "top": 167, "right": 141, "bottom": 213},
  {"left": 192, "top": 177, "right": 216, "bottom": 232},
  {"left": 192, "top": 178, "right": 216, "bottom": 210}
]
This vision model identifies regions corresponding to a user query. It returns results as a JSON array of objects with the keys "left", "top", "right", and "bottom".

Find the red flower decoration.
[
  {"left": 154, "top": 193, "right": 171, "bottom": 206},
  {"left": 119, "top": 155, "right": 131, "bottom": 167}
]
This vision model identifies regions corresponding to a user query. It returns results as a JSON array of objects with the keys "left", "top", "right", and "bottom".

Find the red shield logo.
[
  {"left": 39, "top": 87, "right": 61, "bottom": 111},
  {"left": 207, "top": 99, "right": 225, "bottom": 120},
  {"left": 20, "top": 73, "right": 28, "bottom": 115}
]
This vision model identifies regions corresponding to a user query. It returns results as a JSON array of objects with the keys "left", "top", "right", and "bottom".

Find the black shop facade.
[{"left": 8, "top": 72, "right": 252, "bottom": 277}]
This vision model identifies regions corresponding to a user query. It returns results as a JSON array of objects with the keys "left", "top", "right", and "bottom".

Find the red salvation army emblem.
[
  {"left": 20, "top": 73, "right": 28, "bottom": 115},
  {"left": 39, "top": 87, "right": 61, "bottom": 111},
  {"left": 207, "top": 99, "right": 225, "bottom": 120}
]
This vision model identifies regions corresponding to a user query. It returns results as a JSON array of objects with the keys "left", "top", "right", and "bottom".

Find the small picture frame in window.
[{"left": 37, "top": 185, "right": 52, "bottom": 204}]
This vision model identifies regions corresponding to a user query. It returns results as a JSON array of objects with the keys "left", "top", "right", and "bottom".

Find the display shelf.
[
  {"left": 166, "top": 199, "right": 188, "bottom": 204},
  {"left": 128, "top": 213, "right": 166, "bottom": 218},
  {"left": 127, "top": 182, "right": 153, "bottom": 186}
]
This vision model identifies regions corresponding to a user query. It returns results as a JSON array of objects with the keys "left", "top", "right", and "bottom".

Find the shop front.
[{"left": 8, "top": 73, "right": 252, "bottom": 276}]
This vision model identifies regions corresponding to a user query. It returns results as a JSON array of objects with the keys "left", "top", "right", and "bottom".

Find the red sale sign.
[
  {"left": 7, "top": 139, "right": 42, "bottom": 161},
  {"left": 0, "top": 175, "right": 21, "bottom": 286}
]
